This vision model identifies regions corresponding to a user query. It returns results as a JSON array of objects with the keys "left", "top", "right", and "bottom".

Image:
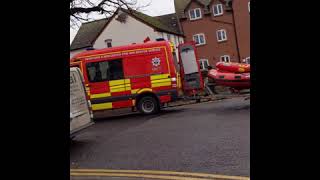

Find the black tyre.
[{"left": 137, "top": 96, "right": 159, "bottom": 114}]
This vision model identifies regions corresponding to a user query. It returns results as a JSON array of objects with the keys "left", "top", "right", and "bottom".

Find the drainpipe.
[{"left": 226, "top": 0, "right": 241, "bottom": 63}]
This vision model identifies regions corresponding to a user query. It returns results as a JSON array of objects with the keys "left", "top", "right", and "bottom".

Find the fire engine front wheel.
[{"left": 137, "top": 96, "right": 160, "bottom": 114}]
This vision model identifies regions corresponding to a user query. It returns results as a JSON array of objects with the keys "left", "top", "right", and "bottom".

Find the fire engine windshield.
[{"left": 180, "top": 46, "right": 199, "bottom": 75}]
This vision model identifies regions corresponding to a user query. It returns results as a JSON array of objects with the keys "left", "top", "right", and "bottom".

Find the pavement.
[{"left": 70, "top": 96, "right": 250, "bottom": 179}]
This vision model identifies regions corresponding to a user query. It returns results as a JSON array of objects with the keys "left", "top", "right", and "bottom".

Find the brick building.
[{"left": 174, "top": 0, "right": 250, "bottom": 70}]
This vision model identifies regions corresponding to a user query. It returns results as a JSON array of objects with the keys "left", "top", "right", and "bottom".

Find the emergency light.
[{"left": 86, "top": 47, "right": 95, "bottom": 51}]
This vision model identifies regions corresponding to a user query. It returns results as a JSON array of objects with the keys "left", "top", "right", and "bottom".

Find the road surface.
[{"left": 70, "top": 97, "right": 250, "bottom": 178}]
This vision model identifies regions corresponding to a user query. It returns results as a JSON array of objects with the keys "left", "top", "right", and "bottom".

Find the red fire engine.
[{"left": 70, "top": 40, "right": 203, "bottom": 114}]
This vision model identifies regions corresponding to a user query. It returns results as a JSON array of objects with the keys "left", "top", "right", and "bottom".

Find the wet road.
[{"left": 70, "top": 97, "right": 250, "bottom": 177}]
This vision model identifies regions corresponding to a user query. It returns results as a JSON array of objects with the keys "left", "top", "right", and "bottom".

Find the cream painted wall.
[
  {"left": 93, "top": 11, "right": 183, "bottom": 51},
  {"left": 93, "top": 12, "right": 162, "bottom": 49}
]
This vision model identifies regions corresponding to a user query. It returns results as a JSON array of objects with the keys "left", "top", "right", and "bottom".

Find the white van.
[{"left": 70, "top": 67, "right": 94, "bottom": 138}]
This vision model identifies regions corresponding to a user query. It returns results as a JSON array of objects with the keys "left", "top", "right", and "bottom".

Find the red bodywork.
[{"left": 70, "top": 41, "right": 179, "bottom": 111}]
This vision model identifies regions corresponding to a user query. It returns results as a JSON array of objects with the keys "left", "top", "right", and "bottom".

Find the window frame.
[
  {"left": 193, "top": 33, "right": 206, "bottom": 46},
  {"left": 189, "top": 8, "right": 202, "bottom": 20},
  {"left": 244, "top": 57, "right": 250, "bottom": 64},
  {"left": 216, "top": 29, "right": 227, "bottom": 42},
  {"left": 104, "top": 39, "right": 112, "bottom": 48},
  {"left": 213, "top": 4, "right": 224, "bottom": 16},
  {"left": 199, "top": 59, "right": 209, "bottom": 70},
  {"left": 86, "top": 59, "right": 124, "bottom": 83},
  {"left": 220, "top": 55, "right": 231, "bottom": 63}
]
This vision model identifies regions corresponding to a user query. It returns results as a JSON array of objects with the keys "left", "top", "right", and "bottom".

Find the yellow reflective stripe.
[
  {"left": 109, "top": 79, "right": 131, "bottom": 86},
  {"left": 110, "top": 88, "right": 126, "bottom": 93},
  {"left": 131, "top": 88, "right": 153, "bottom": 94},
  {"left": 151, "top": 78, "right": 171, "bottom": 84},
  {"left": 86, "top": 87, "right": 91, "bottom": 96},
  {"left": 110, "top": 85, "right": 125, "bottom": 89},
  {"left": 170, "top": 42, "right": 175, "bottom": 52},
  {"left": 110, "top": 84, "right": 131, "bottom": 88},
  {"left": 152, "top": 82, "right": 171, "bottom": 88},
  {"left": 109, "top": 79, "right": 131, "bottom": 93},
  {"left": 90, "top": 93, "right": 111, "bottom": 99},
  {"left": 150, "top": 74, "right": 170, "bottom": 80},
  {"left": 176, "top": 73, "right": 181, "bottom": 89},
  {"left": 92, "top": 103, "right": 112, "bottom": 111},
  {"left": 131, "top": 89, "right": 139, "bottom": 94},
  {"left": 109, "top": 79, "right": 125, "bottom": 86},
  {"left": 151, "top": 77, "right": 172, "bottom": 88},
  {"left": 125, "top": 83, "right": 131, "bottom": 91}
]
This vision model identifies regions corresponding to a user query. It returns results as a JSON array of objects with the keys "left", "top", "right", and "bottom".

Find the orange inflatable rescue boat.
[
  {"left": 208, "top": 62, "right": 250, "bottom": 90},
  {"left": 216, "top": 62, "right": 250, "bottom": 73}
]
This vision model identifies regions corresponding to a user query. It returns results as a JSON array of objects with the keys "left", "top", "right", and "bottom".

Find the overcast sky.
[{"left": 70, "top": 0, "right": 176, "bottom": 44}]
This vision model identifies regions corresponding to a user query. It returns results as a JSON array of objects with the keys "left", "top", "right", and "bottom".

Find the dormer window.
[
  {"left": 213, "top": 4, "right": 223, "bottom": 16},
  {"left": 104, "top": 39, "right": 112, "bottom": 48},
  {"left": 189, "top": 8, "right": 202, "bottom": 20}
]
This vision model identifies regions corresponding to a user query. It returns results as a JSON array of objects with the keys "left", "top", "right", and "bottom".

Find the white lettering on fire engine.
[{"left": 85, "top": 48, "right": 161, "bottom": 61}]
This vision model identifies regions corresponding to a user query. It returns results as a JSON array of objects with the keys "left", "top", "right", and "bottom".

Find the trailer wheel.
[{"left": 137, "top": 96, "right": 159, "bottom": 114}]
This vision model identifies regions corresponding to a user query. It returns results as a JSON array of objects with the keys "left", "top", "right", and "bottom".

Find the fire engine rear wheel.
[{"left": 137, "top": 96, "right": 159, "bottom": 114}]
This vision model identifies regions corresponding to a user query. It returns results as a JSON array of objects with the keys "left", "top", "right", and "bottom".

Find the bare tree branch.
[{"left": 70, "top": 0, "right": 149, "bottom": 28}]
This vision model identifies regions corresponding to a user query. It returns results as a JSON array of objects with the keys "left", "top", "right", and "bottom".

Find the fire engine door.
[
  {"left": 178, "top": 43, "right": 203, "bottom": 93},
  {"left": 86, "top": 59, "right": 126, "bottom": 101}
]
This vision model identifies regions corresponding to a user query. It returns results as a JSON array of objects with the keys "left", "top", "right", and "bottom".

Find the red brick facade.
[
  {"left": 177, "top": 0, "right": 250, "bottom": 68},
  {"left": 233, "top": 0, "right": 250, "bottom": 62}
]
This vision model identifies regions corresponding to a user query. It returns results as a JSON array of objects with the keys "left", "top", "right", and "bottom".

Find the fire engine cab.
[{"left": 70, "top": 40, "right": 202, "bottom": 114}]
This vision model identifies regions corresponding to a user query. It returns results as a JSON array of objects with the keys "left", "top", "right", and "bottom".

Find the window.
[
  {"left": 213, "top": 4, "right": 223, "bottom": 16},
  {"left": 189, "top": 8, "right": 202, "bottom": 20},
  {"left": 220, "top": 55, "right": 231, "bottom": 62},
  {"left": 199, "top": 59, "right": 209, "bottom": 70},
  {"left": 193, "top": 33, "right": 206, "bottom": 46},
  {"left": 86, "top": 59, "right": 124, "bottom": 82},
  {"left": 243, "top": 57, "right": 250, "bottom": 64},
  {"left": 167, "top": 34, "right": 171, "bottom": 41},
  {"left": 104, "top": 39, "right": 112, "bottom": 48},
  {"left": 216, "top": 29, "right": 227, "bottom": 42},
  {"left": 248, "top": 2, "right": 250, "bottom": 13}
]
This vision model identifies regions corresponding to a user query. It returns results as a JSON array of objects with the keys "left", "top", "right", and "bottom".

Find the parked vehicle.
[
  {"left": 70, "top": 40, "right": 203, "bottom": 114},
  {"left": 70, "top": 67, "right": 94, "bottom": 138}
]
